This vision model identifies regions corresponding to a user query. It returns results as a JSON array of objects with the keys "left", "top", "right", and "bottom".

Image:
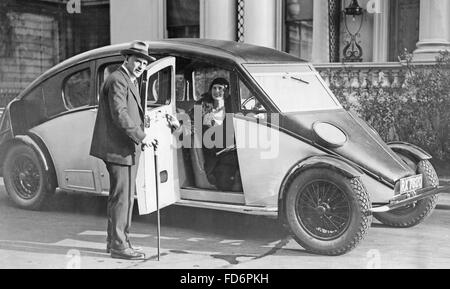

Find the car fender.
[
  {"left": 278, "top": 155, "right": 364, "bottom": 220},
  {"left": 12, "top": 134, "right": 58, "bottom": 189},
  {"left": 388, "top": 141, "right": 432, "bottom": 162}
]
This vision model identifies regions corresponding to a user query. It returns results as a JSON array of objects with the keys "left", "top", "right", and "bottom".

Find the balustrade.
[{"left": 315, "top": 62, "right": 410, "bottom": 90}]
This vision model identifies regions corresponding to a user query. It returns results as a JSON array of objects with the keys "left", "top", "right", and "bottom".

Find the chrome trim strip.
[{"left": 175, "top": 199, "right": 278, "bottom": 217}]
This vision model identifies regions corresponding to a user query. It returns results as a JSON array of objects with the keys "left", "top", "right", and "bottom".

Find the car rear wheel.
[
  {"left": 3, "top": 143, "right": 56, "bottom": 210},
  {"left": 373, "top": 154, "right": 439, "bottom": 228},
  {"left": 284, "top": 168, "right": 372, "bottom": 256}
]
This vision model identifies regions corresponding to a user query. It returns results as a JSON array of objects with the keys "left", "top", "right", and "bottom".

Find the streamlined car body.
[{"left": 0, "top": 39, "right": 447, "bottom": 255}]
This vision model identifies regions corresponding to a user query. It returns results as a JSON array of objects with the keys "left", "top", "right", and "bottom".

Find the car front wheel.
[
  {"left": 374, "top": 154, "right": 439, "bottom": 228},
  {"left": 284, "top": 168, "right": 372, "bottom": 256},
  {"left": 3, "top": 143, "right": 56, "bottom": 210}
]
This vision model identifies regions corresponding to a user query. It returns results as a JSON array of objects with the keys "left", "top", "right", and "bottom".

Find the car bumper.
[{"left": 370, "top": 186, "right": 450, "bottom": 213}]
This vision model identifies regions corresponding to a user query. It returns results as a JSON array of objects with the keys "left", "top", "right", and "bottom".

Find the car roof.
[{"left": 18, "top": 39, "right": 306, "bottom": 99}]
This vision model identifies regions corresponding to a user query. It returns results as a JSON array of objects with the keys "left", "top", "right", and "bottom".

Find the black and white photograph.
[{"left": 0, "top": 0, "right": 449, "bottom": 274}]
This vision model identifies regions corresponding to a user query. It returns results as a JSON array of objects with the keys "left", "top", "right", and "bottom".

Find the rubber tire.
[
  {"left": 3, "top": 144, "right": 56, "bottom": 210},
  {"left": 373, "top": 157, "right": 439, "bottom": 228},
  {"left": 284, "top": 168, "right": 372, "bottom": 256}
]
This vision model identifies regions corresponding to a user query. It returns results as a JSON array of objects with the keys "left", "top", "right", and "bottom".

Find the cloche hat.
[{"left": 209, "top": 77, "right": 229, "bottom": 90}]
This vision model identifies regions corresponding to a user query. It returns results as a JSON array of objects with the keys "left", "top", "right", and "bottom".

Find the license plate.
[{"left": 399, "top": 174, "right": 423, "bottom": 194}]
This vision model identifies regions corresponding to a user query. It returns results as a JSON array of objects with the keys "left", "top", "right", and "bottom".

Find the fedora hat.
[{"left": 120, "top": 40, "right": 156, "bottom": 62}]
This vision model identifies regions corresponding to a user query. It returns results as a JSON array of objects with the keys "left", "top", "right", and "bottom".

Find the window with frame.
[
  {"left": 146, "top": 66, "right": 173, "bottom": 107},
  {"left": 63, "top": 68, "right": 91, "bottom": 109},
  {"left": 284, "top": 0, "right": 314, "bottom": 61},
  {"left": 389, "top": 0, "right": 420, "bottom": 61},
  {"left": 167, "top": 0, "right": 200, "bottom": 38},
  {"left": 174, "top": 57, "right": 194, "bottom": 102}
]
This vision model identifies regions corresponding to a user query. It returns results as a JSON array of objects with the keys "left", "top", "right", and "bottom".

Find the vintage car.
[{"left": 0, "top": 39, "right": 448, "bottom": 256}]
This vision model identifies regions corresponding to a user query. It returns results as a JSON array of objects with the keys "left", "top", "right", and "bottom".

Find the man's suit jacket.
[{"left": 90, "top": 67, "right": 145, "bottom": 166}]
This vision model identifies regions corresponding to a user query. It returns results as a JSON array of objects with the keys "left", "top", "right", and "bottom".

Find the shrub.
[{"left": 329, "top": 51, "right": 450, "bottom": 163}]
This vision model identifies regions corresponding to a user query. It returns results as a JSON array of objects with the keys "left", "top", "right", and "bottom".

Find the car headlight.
[{"left": 313, "top": 121, "right": 347, "bottom": 148}]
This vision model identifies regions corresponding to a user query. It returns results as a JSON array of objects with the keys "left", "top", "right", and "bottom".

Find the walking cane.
[{"left": 152, "top": 142, "right": 161, "bottom": 261}]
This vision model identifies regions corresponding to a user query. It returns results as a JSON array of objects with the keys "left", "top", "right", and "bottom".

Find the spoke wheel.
[
  {"left": 11, "top": 155, "right": 41, "bottom": 200},
  {"left": 284, "top": 168, "right": 371, "bottom": 256},
  {"left": 296, "top": 180, "right": 351, "bottom": 241},
  {"left": 3, "top": 144, "right": 55, "bottom": 210}
]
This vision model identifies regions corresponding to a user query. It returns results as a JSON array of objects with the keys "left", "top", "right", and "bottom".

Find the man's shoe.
[
  {"left": 110, "top": 248, "right": 145, "bottom": 260},
  {"left": 128, "top": 242, "right": 143, "bottom": 252},
  {"left": 107, "top": 243, "right": 142, "bottom": 253}
]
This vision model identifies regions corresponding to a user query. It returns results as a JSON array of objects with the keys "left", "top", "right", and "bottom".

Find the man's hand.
[
  {"left": 142, "top": 133, "right": 158, "bottom": 150},
  {"left": 165, "top": 113, "right": 181, "bottom": 132}
]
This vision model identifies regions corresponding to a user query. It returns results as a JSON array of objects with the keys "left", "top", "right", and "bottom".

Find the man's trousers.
[{"left": 105, "top": 161, "right": 138, "bottom": 250}]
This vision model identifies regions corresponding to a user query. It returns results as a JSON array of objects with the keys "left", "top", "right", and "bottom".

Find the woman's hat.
[
  {"left": 210, "top": 78, "right": 229, "bottom": 89},
  {"left": 120, "top": 40, "right": 156, "bottom": 63}
]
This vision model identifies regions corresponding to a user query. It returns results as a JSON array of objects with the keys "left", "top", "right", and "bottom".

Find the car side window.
[
  {"left": 99, "top": 63, "right": 121, "bottom": 88},
  {"left": 146, "top": 65, "right": 172, "bottom": 107},
  {"left": 97, "top": 63, "right": 121, "bottom": 103},
  {"left": 175, "top": 74, "right": 186, "bottom": 101},
  {"left": 63, "top": 68, "right": 91, "bottom": 109},
  {"left": 239, "top": 78, "right": 267, "bottom": 116}
]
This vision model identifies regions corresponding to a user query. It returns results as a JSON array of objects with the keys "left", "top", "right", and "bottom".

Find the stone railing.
[
  {"left": 313, "top": 61, "right": 436, "bottom": 90},
  {"left": 314, "top": 62, "right": 409, "bottom": 89}
]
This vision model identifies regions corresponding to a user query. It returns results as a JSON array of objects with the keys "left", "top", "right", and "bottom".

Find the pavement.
[{"left": 1, "top": 177, "right": 450, "bottom": 269}]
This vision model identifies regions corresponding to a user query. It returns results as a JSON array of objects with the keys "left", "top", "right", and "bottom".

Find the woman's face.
[{"left": 211, "top": 84, "right": 226, "bottom": 101}]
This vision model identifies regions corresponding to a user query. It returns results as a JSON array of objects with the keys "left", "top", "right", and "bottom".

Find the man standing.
[{"left": 90, "top": 41, "right": 157, "bottom": 260}]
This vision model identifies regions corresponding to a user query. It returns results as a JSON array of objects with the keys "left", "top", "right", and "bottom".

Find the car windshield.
[{"left": 243, "top": 64, "right": 342, "bottom": 113}]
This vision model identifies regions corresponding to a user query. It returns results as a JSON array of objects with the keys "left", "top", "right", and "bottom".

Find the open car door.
[{"left": 136, "top": 57, "right": 179, "bottom": 214}]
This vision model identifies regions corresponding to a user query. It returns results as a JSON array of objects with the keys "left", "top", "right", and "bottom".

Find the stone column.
[
  {"left": 201, "top": 0, "right": 236, "bottom": 40},
  {"left": 372, "top": 0, "right": 389, "bottom": 62},
  {"left": 414, "top": 0, "right": 450, "bottom": 61},
  {"left": 311, "top": 0, "right": 329, "bottom": 63},
  {"left": 243, "top": 0, "right": 277, "bottom": 48}
]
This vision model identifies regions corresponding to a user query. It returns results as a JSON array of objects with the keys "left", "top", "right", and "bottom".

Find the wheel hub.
[
  {"left": 316, "top": 203, "right": 331, "bottom": 216},
  {"left": 19, "top": 172, "right": 27, "bottom": 181},
  {"left": 11, "top": 155, "right": 40, "bottom": 200}
]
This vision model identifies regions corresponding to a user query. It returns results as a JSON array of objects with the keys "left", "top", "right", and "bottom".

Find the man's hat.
[{"left": 120, "top": 40, "right": 156, "bottom": 63}]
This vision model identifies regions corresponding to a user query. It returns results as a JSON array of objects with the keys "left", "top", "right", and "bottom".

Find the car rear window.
[{"left": 63, "top": 68, "right": 91, "bottom": 109}]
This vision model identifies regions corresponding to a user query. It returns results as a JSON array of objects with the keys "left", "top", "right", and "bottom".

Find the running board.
[{"left": 175, "top": 199, "right": 278, "bottom": 217}]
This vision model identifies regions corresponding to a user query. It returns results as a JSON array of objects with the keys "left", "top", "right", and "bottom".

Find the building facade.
[
  {"left": 0, "top": 0, "right": 110, "bottom": 106},
  {"left": 1, "top": 0, "right": 449, "bottom": 107},
  {"left": 110, "top": 0, "right": 449, "bottom": 63}
]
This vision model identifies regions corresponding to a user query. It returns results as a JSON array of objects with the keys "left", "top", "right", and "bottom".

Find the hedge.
[{"left": 329, "top": 51, "right": 450, "bottom": 164}]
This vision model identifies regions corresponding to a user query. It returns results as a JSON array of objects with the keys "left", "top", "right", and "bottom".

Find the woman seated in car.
[{"left": 188, "top": 77, "right": 242, "bottom": 192}]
